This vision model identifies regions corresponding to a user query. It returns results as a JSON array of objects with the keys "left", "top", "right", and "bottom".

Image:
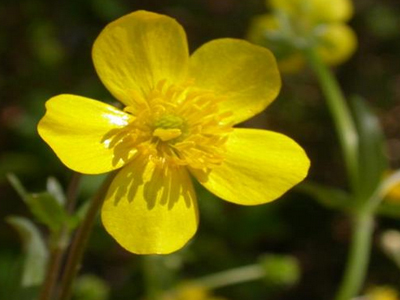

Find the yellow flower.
[
  {"left": 387, "top": 184, "right": 400, "bottom": 202},
  {"left": 160, "top": 283, "right": 227, "bottom": 300},
  {"left": 38, "top": 11, "right": 310, "bottom": 254},
  {"left": 384, "top": 172, "right": 400, "bottom": 203},
  {"left": 366, "top": 286, "right": 400, "bottom": 300},
  {"left": 247, "top": 0, "right": 357, "bottom": 73}
]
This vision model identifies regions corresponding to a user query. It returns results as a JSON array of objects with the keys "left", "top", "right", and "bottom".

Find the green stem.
[
  {"left": 38, "top": 244, "right": 65, "bottom": 300},
  {"left": 142, "top": 256, "right": 163, "bottom": 300},
  {"left": 334, "top": 212, "right": 374, "bottom": 300},
  {"left": 304, "top": 48, "right": 359, "bottom": 194},
  {"left": 193, "top": 264, "right": 265, "bottom": 290},
  {"left": 38, "top": 173, "right": 82, "bottom": 300},
  {"left": 304, "top": 48, "right": 374, "bottom": 300},
  {"left": 65, "top": 173, "right": 82, "bottom": 214},
  {"left": 58, "top": 173, "right": 115, "bottom": 300}
]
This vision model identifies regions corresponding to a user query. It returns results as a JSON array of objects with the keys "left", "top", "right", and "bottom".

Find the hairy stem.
[{"left": 58, "top": 173, "right": 115, "bottom": 300}]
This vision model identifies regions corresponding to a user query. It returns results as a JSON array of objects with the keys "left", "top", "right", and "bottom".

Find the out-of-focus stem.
[
  {"left": 38, "top": 172, "right": 81, "bottom": 300},
  {"left": 142, "top": 256, "right": 163, "bottom": 300},
  {"left": 304, "top": 48, "right": 359, "bottom": 194},
  {"left": 304, "top": 48, "right": 375, "bottom": 300},
  {"left": 334, "top": 212, "right": 374, "bottom": 300},
  {"left": 58, "top": 173, "right": 115, "bottom": 300},
  {"left": 194, "top": 264, "right": 265, "bottom": 290}
]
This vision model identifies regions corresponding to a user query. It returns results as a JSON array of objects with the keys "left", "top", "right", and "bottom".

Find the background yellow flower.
[
  {"left": 366, "top": 286, "right": 400, "bottom": 300},
  {"left": 247, "top": 0, "right": 357, "bottom": 72}
]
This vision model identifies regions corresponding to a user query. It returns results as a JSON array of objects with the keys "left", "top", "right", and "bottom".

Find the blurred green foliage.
[{"left": 1, "top": 0, "right": 400, "bottom": 300}]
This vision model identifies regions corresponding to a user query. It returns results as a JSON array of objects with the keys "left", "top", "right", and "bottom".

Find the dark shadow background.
[{"left": 1, "top": 0, "right": 400, "bottom": 299}]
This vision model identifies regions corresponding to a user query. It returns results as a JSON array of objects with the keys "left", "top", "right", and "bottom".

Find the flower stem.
[
  {"left": 38, "top": 172, "right": 82, "bottom": 300},
  {"left": 58, "top": 173, "right": 115, "bottom": 300},
  {"left": 193, "top": 264, "right": 265, "bottom": 290},
  {"left": 303, "top": 48, "right": 375, "bottom": 300},
  {"left": 304, "top": 48, "right": 359, "bottom": 194},
  {"left": 38, "top": 242, "right": 66, "bottom": 300},
  {"left": 65, "top": 173, "right": 82, "bottom": 214},
  {"left": 142, "top": 256, "right": 163, "bottom": 300},
  {"left": 334, "top": 212, "right": 374, "bottom": 300}
]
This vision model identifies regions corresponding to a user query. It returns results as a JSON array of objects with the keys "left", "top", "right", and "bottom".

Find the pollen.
[{"left": 109, "top": 80, "right": 233, "bottom": 171}]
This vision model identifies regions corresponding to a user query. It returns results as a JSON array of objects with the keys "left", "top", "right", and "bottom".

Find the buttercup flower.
[
  {"left": 385, "top": 172, "right": 400, "bottom": 203},
  {"left": 38, "top": 11, "right": 310, "bottom": 254},
  {"left": 366, "top": 286, "right": 400, "bottom": 300},
  {"left": 160, "top": 283, "right": 227, "bottom": 300},
  {"left": 247, "top": 0, "right": 357, "bottom": 73}
]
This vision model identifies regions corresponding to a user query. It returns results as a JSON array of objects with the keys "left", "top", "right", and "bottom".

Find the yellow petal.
[
  {"left": 37, "top": 94, "right": 133, "bottom": 174},
  {"left": 247, "top": 14, "right": 280, "bottom": 45},
  {"left": 189, "top": 38, "right": 281, "bottom": 124},
  {"left": 191, "top": 128, "right": 310, "bottom": 205},
  {"left": 310, "top": 0, "right": 353, "bottom": 22},
  {"left": 247, "top": 15, "right": 305, "bottom": 74},
  {"left": 92, "top": 10, "right": 189, "bottom": 106},
  {"left": 269, "top": 0, "right": 300, "bottom": 15},
  {"left": 102, "top": 157, "right": 199, "bottom": 254},
  {"left": 316, "top": 24, "right": 357, "bottom": 66},
  {"left": 269, "top": 0, "right": 353, "bottom": 22}
]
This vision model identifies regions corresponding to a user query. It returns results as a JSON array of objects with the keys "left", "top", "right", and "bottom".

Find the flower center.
[
  {"left": 153, "top": 114, "right": 184, "bottom": 142},
  {"left": 108, "top": 80, "right": 233, "bottom": 171}
]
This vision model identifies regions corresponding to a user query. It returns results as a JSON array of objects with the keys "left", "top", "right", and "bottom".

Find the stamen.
[
  {"left": 153, "top": 128, "right": 182, "bottom": 141},
  {"left": 111, "top": 80, "right": 233, "bottom": 171}
]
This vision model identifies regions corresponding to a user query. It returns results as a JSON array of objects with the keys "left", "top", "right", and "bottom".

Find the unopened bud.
[{"left": 258, "top": 254, "right": 300, "bottom": 289}]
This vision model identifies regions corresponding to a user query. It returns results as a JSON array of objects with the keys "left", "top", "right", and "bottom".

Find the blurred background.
[{"left": 1, "top": 0, "right": 400, "bottom": 299}]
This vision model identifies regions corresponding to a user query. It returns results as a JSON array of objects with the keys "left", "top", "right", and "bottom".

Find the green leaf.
[
  {"left": 8, "top": 174, "right": 75, "bottom": 231},
  {"left": 0, "top": 251, "right": 23, "bottom": 300},
  {"left": 27, "top": 192, "right": 72, "bottom": 231},
  {"left": 350, "top": 96, "right": 388, "bottom": 200},
  {"left": 7, "top": 173, "right": 30, "bottom": 202},
  {"left": 46, "top": 177, "right": 66, "bottom": 206},
  {"left": 6, "top": 216, "right": 48, "bottom": 287},
  {"left": 258, "top": 254, "right": 300, "bottom": 288},
  {"left": 298, "top": 182, "right": 352, "bottom": 211}
]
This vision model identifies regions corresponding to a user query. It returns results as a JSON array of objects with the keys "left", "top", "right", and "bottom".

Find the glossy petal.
[
  {"left": 189, "top": 38, "right": 281, "bottom": 124},
  {"left": 191, "top": 129, "right": 310, "bottom": 205},
  {"left": 102, "top": 157, "right": 199, "bottom": 254},
  {"left": 317, "top": 24, "right": 357, "bottom": 66},
  {"left": 92, "top": 10, "right": 189, "bottom": 106},
  {"left": 38, "top": 94, "right": 133, "bottom": 174}
]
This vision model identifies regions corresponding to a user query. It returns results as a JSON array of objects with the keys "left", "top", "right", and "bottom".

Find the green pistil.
[{"left": 154, "top": 114, "right": 184, "bottom": 130}]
